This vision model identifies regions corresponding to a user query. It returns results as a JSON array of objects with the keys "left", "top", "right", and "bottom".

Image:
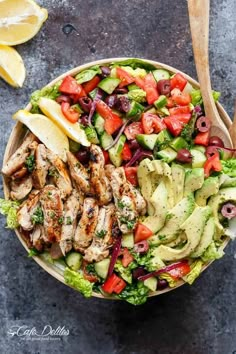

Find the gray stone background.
[{"left": 0, "top": 0, "right": 236, "bottom": 353}]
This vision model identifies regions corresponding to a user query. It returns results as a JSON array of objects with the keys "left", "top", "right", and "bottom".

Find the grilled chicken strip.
[
  {"left": 10, "top": 175, "right": 33, "bottom": 201},
  {"left": 40, "top": 185, "right": 63, "bottom": 243},
  {"left": 11, "top": 166, "right": 28, "bottom": 180},
  {"left": 73, "top": 198, "right": 99, "bottom": 252},
  {"left": 84, "top": 203, "right": 115, "bottom": 262},
  {"left": 17, "top": 190, "right": 40, "bottom": 230},
  {"left": 67, "top": 151, "right": 90, "bottom": 194},
  {"left": 104, "top": 164, "right": 116, "bottom": 180},
  {"left": 60, "top": 189, "right": 82, "bottom": 255},
  {"left": 111, "top": 167, "right": 147, "bottom": 234},
  {"left": 2, "top": 132, "right": 37, "bottom": 177},
  {"left": 47, "top": 150, "right": 72, "bottom": 199},
  {"left": 32, "top": 144, "right": 49, "bottom": 189},
  {"left": 90, "top": 144, "right": 112, "bottom": 205},
  {"left": 30, "top": 225, "right": 45, "bottom": 251}
]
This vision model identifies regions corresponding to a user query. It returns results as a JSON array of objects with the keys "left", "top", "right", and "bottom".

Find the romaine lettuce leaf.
[
  {"left": 112, "top": 58, "right": 156, "bottom": 71},
  {"left": 0, "top": 198, "right": 20, "bottom": 229},
  {"left": 64, "top": 268, "right": 93, "bottom": 298},
  {"left": 201, "top": 242, "right": 224, "bottom": 262},
  {"left": 221, "top": 159, "right": 236, "bottom": 177},
  {"left": 159, "top": 273, "right": 177, "bottom": 288},
  {"left": 114, "top": 260, "right": 137, "bottom": 284},
  {"left": 118, "top": 281, "right": 149, "bottom": 305},
  {"left": 75, "top": 65, "right": 101, "bottom": 84},
  {"left": 183, "top": 260, "right": 203, "bottom": 285},
  {"left": 30, "top": 82, "right": 61, "bottom": 113},
  {"left": 190, "top": 89, "right": 220, "bottom": 106}
]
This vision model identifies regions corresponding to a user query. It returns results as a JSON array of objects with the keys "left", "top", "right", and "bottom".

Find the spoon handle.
[{"left": 229, "top": 101, "right": 236, "bottom": 148}]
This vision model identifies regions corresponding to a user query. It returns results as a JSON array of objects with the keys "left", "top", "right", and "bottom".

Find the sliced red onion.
[
  {"left": 104, "top": 119, "right": 131, "bottom": 151},
  {"left": 138, "top": 260, "right": 189, "bottom": 281},
  {"left": 221, "top": 203, "right": 236, "bottom": 219},
  {"left": 87, "top": 89, "right": 103, "bottom": 126},
  {"left": 133, "top": 240, "right": 149, "bottom": 254},
  {"left": 194, "top": 105, "right": 203, "bottom": 117},
  {"left": 125, "top": 148, "right": 153, "bottom": 167},
  {"left": 107, "top": 236, "right": 122, "bottom": 278}
]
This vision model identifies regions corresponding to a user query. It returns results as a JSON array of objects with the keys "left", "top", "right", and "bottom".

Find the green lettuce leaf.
[
  {"left": 118, "top": 281, "right": 150, "bottom": 305},
  {"left": 75, "top": 65, "right": 101, "bottom": 84},
  {"left": 201, "top": 242, "right": 224, "bottom": 262},
  {"left": 221, "top": 159, "right": 236, "bottom": 177},
  {"left": 183, "top": 260, "right": 203, "bottom": 285},
  {"left": 0, "top": 198, "right": 20, "bottom": 229},
  {"left": 128, "top": 89, "right": 147, "bottom": 103},
  {"left": 159, "top": 273, "right": 177, "bottom": 288},
  {"left": 190, "top": 89, "right": 221, "bottom": 106},
  {"left": 64, "top": 268, "right": 93, "bottom": 298},
  {"left": 114, "top": 260, "right": 137, "bottom": 284},
  {"left": 133, "top": 249, "right": 165, "bottom": 272},
  {"left": 112, "top": 58, "right": 156, "bottom": 71},
  {"left": 30, "top": 82, "right": 61, "bottom": 113}
]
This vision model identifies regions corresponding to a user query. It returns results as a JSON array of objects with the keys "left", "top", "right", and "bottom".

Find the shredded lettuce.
[
  {"left": 112, "top": 58, "right": 156, "bottom": 71},
  {"left": 64, "top": 268, "right": 93, "bottom": 298},
  {"left": 0, "top": 198, "right": 20, "bottom": 229},
  {"left": 221, "top": 159, "right": 236, "bottom": 177},
  {"left": 190, "top": 89, "right": 220, "bottom": 106},
  {"left": 118, "top": 281, "right": 150, "bottom": 305},
  {"left": 114, "top": 260, "right": 137, "bottom": 284},
  {"left": 183, "top": 260, "right": 203, "bottom": 285},
  {"left": 201, "top": 242, "right": 224, "bottom": 262},
  {"left": 159, "top": 273, "right": 177, "bottom": 288},
  {"left": 75, "top": 65, "right": 101, "bottom": 84},
  {"left": 30, "top": 82, "right": 61, "bottom": 113}
]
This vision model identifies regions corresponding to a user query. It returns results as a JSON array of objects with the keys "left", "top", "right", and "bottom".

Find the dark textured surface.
[{"left": 0, "top": 0, "right": 236, "bottom": 353}]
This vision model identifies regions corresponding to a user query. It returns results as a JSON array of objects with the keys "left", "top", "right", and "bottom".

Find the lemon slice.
[
  {"left": 13, "top": 110, "right": 69, "bottom": 162},
  {"left": 0, "top": 45, "right": 26, "bottom": 87},
  {"left": 39, "top": 97, "right": 90, "bottom": 147},
  {"left": 0, "top": 0, "right": 48, "bottom": 46}
]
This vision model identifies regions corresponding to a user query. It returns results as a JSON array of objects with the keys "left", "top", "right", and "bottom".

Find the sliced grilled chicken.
[
  {"left": 17, "top": 190, "right": 40, "bottom": 230},
  {"left": 32, "top": 144, "right": 49, "bottom": 189},
  {"left": 84, "top": 203, "right": 115, "bottom": 262},
  {"left": 67, "top": 151, "right": 90, "bottom": 194},
  {"left": 73, "top": 198, "right": 99, "bottom": 252},
  {"left": 2, "top": 132, "right": 37, "bottom": 177},
  {"left": 40, "top": 185, "right": 63, "bottom": 243},
  {"left": 11, "top": 166, "right": 28, "bottom": 180},
  {"left": 10, "top": 175, "right": 33, "bottom": 200},
  {"left": 47, "top": 150, "right": 72, "bottom": 199},
  {"left": 111, "top": 167, "right": 146, "bottom": 234},
  {"left": 60, "top": 190, "right": 82, "bottom": 255},
  {"left": 104, "top": 164, "right": 116, "bottom": 180},
  {"left": 30, "top": 225, "right": 44, "bottom": 251},
  {"left": 90, "top": 144, "right": 112, "bottom": 205}
]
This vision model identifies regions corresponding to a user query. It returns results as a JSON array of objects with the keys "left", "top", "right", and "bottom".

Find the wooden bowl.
[{"left": 2, "top": 58, "right": 232, "bottom": 299}]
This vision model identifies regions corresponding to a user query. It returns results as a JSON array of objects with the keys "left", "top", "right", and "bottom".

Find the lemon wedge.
[
  {"left": 39, "top": 97, "right": 90, "bottom": 147},
  {"left": 0, "top": 0, "right": 48, "bottom": 46},
  {"left": 0, "top": 45, "right": 26, "bottom": 87},
  {"left": 13, "top": 110, "right": 69, "bottom": 162}
]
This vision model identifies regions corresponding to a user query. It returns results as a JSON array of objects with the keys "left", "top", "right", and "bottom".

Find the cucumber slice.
[
  {"left": 193, "top": 145, "right": 206, "bottom": 154},
  {"left": 121, "top": 233, "right": 134, "bottom": 249},
  {"left": 109, "top": 135, "right": 126, "bottom": 167},
  {"left": 69, "top": 139, "right": 80, "bottom": 153},
  {"left": 94, "top": 113, "right": 105, "bottom": 135},
  {"left": 128, "top": 83, "right": 140, "bottom": 91},
  {"left": 136, "top": 134, "right": 158, "bottom": 150},
  {"left": 152, "top": 69, "right": 170, "bottom": 82},
  {"left": 100, "top": 131, "right": 114, "bottom": 150},
  {"left": 98, "top": 77, "right": 121, "bottom": 94},
  {"left": 94, "top": 258, "right": 110, "bottom": 279},
  {"left": 144, "top": 277, "right": 157, "bottom": 292},
  {"left": 127, "top": 101, "right": 145, "bottom": 119},
  {"left": 156, "top": 147, "right": 177, "bottom": 163},
  {"left": 190, "top": 149, "right": 207, "bottom": 168},
  {"left": 65, "top": 252, "right": 82, "bottom": 271},
  {"left": 155, "top": 129, "right": 173, "bottom": 147},
  {"left": 170, "top": 137, "right": 188, "bottom": 151},
  {"left": 154, "top": 95, "right": 168, "bottom": 109},
  {"left": 85, "top": 126, "right": 99, "bottom": 144}
]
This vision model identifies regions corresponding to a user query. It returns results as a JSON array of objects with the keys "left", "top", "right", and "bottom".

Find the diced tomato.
[
  {"left": 134, "top": 76, "right": 145, "bottom": 90},
  {"left": 102, "top": 273, "right": 126, "bottom": 294},
  {"left": 83, "top": 75, "right": 101, "bottom": 93},
  {"left": 70, "top": 90, "right": 87, "bottom": 103},
  {"left": 171, "top": 88, "right": 191, "bottom": 106},
  {"left": 124, "top": 122, "right": 144, "bottom": 140},
  {"left": 163, "top": 117, "right": 183, "bottom": 136},
  {"left": 166, "top": 97, "right": 175, "bottom": 108},
  {"left": 122, "top": 143, "right": 132, "bottom": 161},
  {"left": 141, "top": 112, "right": 166, "bottom": 134},
  {"left": 134, "top": 223, "right": 153, "bottom": 243},
  {"left": 144, "top": 73, "right": 159, "bottom": 104},
  {"left": 116, "top": 67, "right": 134, "bottom": 87},
  {"left": 167, "top": 262, "right": 191, "bottom": 280},
  {"left": 169, "top": 105, "right": 191, "bottom": 115},
  {"left": 194, "top": 131, "right": 210, "bottom": 146},
  {"left": 61, "top": 102, "right": 79, "bottom": 123},
  {"left": 59, "top": 75, "right": 85, "bottom": 96},
  {"left": 124, "top": 166, "right": 138, "bottom": 186},
  {"left": 169, "top": 113, "right": 192, "bottom": 124},
  {"left": 96, "top": 100, "right": 123, "bottom": 135},
  {"left": 204, "top": 151, "right": 222, "bottom": 177},
  {"left": 102, "top": 150, "right": 110, "bottom": 164},
  {"left": 170, "top": 73, "right": 187, "bottom": 91},
  {"left": 121, "top": 248, "right": 134, "bottom": 267}
]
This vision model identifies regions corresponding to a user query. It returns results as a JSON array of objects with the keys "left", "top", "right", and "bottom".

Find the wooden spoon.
[
  {"left": 229, "top": 101, "right": 236, "bottom": 148},
  {"left": 188, "top": 0, "right": 233, "bottom": 148}
]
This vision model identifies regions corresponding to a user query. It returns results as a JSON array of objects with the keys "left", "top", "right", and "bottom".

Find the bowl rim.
[{"left": 2, "top": 57, "right": 232, "bottom": 300}]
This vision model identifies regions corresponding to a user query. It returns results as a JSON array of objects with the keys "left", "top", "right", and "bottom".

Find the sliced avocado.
[
  {"left": 149, "top": 194, "right": 195, "bottom": 246},
  {"left": 137, "top": 159, "right": 155, "bottom": 213},
  {"left": 220, "top": 176, "right": 236, "bottom": 188},
  {"left": 127, "top": 89, "right": 146, "bottom": 103},
  {"left": 151, "top": 160, "right": 174, "bottom": 208},
  {"left": 184, "top": 168, "right": 204, "bottom": 197},
  {"left": 136, "top": 134, "right": 158, "bottom": 150},
  {"left": 155, "top": 206, "right": 212, "bottom": 261},
  {"left": 165, "top": 232, "right": 187, "bottom": 248},
  {"left": 170, "top": 137, "right": 188, "bottom": 152},
  {"left": 156, "top": 147, "right": 177, "bottom": 163},
  {"left": 195, "top": 176, "right": 219, "bottom": 206},
  {"left": 98, "top": 77, "right": 121, "bottom": 94},
  {"left": 191, "top": 217, "right": 215, "bottom": 258},
  {"left": 108, "top": 135, "right": 126, "bottom": 167},
  {"left": 94, "top": 258, "right": 110, "bottom": 279},
  {"left": 190, "top": 149, "right": 207, "bottom": 168},
  {"left": 144, "top": 277, "right": 157, "bottom": 292},
  {"left": 171, "top": 163, "right": 185, "bottom": 204}
]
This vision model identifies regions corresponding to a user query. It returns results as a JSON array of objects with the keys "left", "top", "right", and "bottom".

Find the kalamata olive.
[
  {"left": 133, "top": 240, "right": 149, "bottom": 254},
  {"left": 114, "top": 87, "right": 128, "bottom": 94},
  {"left": 116, "top": 96, "right": 131, "bottom": 113},
  {"left": 157, "top": 79, "right": 171, "bottom": 96},
  {"left": 79, "top": 114, "right": 89, "bottom": 126},
  {"left": 205, "top": 146, "right": 219, "bottom": 159},
  {"left": 78, "top": 97, "right": 92, "bottom": 113},
  {"left": 56, "top": 95, "right": 71, "bottom": 104},
  {"left": 132, "top": 267, "right": 146, "bottom": 280},
  {"left": 105, "top": 94, "right": 118, "bottom": 108},
  {"left": 128, "top": 139, "right": 140, "bottom": 150},
  {"left": 100, "top": 66, "right": 111, "bottom": 77},
  {"left": 76, "top": 149, "right": 90, "bottom": 164},
  {"left": 156, "top": 279, "right": 168, "bottom": 290},
  {"left": 196, "top": 116, "right": 211, "bottom": 132},
  {"left": 221, "top": 203, "right": 236, "bottom": 219},
  {"left": 209, "top": 136, "right": 224, "bottom": 148},
  {"left": 176, "top": 149, "right": 192, "bottom": 163}
]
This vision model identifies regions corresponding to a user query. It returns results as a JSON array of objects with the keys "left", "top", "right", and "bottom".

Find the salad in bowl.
[{"left": 1, "top": 58, "right": 236, "bottom": 305}]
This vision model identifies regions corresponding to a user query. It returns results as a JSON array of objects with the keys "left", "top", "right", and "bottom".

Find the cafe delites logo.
[{"left": 7, "top": 325, "right": 70, "bottom": 341}]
